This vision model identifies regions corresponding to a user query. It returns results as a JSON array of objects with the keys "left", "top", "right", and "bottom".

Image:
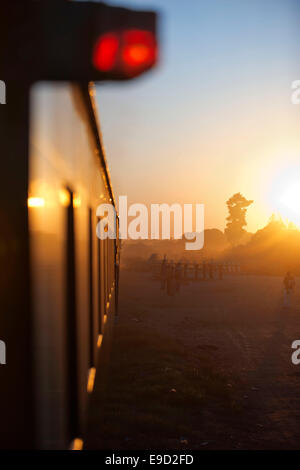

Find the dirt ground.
[{"left": 86, "top": 270, "right": 300, "bottom": 450}]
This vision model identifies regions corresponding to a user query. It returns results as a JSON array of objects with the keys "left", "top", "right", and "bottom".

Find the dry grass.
[{"left": 86, "top": 317, "right": 237, "bottom": 450}]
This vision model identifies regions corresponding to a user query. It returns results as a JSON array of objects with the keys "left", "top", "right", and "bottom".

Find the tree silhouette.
[{"left": 225, "top": 193, "right": 253, "bottom": 246}]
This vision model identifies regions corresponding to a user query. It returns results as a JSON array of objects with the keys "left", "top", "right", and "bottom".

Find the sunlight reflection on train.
[{"left": 28, "top": 197, "right": 45, "bottom": 208}]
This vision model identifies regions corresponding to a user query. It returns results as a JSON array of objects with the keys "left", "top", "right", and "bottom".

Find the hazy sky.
[{"left": 96, "top": 0, "right": 300, "bottom": 232}]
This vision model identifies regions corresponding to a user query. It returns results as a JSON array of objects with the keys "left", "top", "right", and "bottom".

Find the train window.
[
  {"left": 110, "top": 239, "right": 113, "bottom": 296},
  {"left": 110, "top": 240, "right": 114, "bottom": 296},
  {"left": 88, "top": 208, "right": 95, "bottom": 367},
  {"left": 107, "top": 239, "right": 110, "bottom": 307},
  {"left": 114, "top": 238, "right": 119, "bottom": 316},
  {"left": 103, "top": 238, "right": 107, "bottom": 314},
  {"left": 97, "top": 237, "right": 103, "bottom": 333},
  {"left": 105, "top": 238, "right": 108, "bottom": 311},
  {"left": 65, "top": 189, "right": 79, "bottom": 442}
]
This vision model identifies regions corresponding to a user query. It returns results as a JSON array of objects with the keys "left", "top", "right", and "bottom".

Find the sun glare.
[
  {"left": 280, "top": 183, "right": 300, "bottom": 214},
  {"left": 269, "top": 165, "right": 300, "bottom": 226}
]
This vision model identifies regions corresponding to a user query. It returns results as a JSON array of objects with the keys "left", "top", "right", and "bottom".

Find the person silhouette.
[
  {"left": 283, "top": 271, "right": 295, "bottom": 309},
  {"left": 175, "top": 262, "right": 183, "bottom": 293},
  {"left": 167, "top": 260, "right": 175, "bottom": 296},
  {"left": 218, "top": 262, "right": 223, "bottom": 280},
  {"left": 160, "top": 255, "right": 168, "bottom": 290}
]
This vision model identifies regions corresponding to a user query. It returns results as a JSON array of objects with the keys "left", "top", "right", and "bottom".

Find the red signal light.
[
  {"left": 122, "top": 30, "right": 157, "bottom": 72},
  {"left": 92, "top": 29, "right": 157, "bottom": 78},
  {"left": 92, "top": 33, "right": 119, "bottom": 72}
]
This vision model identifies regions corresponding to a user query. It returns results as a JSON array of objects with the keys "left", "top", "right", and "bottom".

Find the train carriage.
[
  {"left": 0, "top": 1, "right": 157, "bottom": 449},
  {"left": 29, "top": 82, "right": 119, "bottom": 449}
]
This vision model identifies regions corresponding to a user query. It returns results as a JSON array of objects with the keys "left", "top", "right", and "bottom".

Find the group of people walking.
[
  {"left": 159, "top": 256, "right": 297, "bottom": 307},
  {"left": 283, "top": 271, "right": 296, "bottom": 309},
  {"left": 159, "top": 256, "right": 240, "bottom": 296}
]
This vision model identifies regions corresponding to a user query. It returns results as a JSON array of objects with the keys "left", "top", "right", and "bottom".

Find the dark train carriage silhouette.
[
  {"left": 0, "top": 1, "right": 158, "bottom": 449},
  {"left": 0, "top": 82, "right": 119, "bottom": 449}
]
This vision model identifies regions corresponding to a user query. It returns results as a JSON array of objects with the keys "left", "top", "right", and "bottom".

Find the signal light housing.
[{"left": 0, "top": 2, "right": 159, "bottom": 82}]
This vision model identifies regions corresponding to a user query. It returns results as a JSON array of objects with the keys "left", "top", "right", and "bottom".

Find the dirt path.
[{"left": 86, "top": 271, "right": 300, "bottom": 449}]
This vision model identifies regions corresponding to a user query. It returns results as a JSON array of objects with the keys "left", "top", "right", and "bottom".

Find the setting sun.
[
  {"left": 280, "top": 183, "right": 300, "bottom": 217},
  {"left": 268, "top": 165, "right": 300, "bottom": 226}
]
